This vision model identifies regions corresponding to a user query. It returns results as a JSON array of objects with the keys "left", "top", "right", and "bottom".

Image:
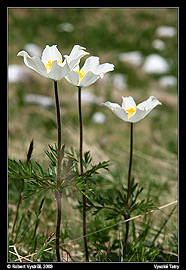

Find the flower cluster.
[
  {"left": 17, "top": 45, "right": 161, "bottom": 123},
  {"left": 17, "top": 44, "right": 114, "bottom": 86},
  {"left": 17, "top": 44, "right": 161, "bottom": 123}
]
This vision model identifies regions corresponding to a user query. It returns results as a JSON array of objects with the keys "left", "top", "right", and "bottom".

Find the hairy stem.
[
  {"left": 78, "top": 86, "right": 89, "bottom": 262},
  {"left": 54, "top": 81, "right": 62, "bottom": 186},
  {"left": 123, "top": 123, "right": 133, "bottom": 255},
  {"left": 54, "top": 81, "right": 62, "bottom": 262},
  {"left": 55, "top": 190, "right": 62, "bottom": 262},
  {"left": 126, "top": 123, "right": 133, "bottom": 209}
]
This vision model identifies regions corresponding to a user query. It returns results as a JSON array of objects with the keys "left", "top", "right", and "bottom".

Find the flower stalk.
[
  {"left": 55, "top": 190, "right": 62, "bottom": 262},
  {"left": 53, "top": 81, "right": 62, "bottom": 262},
  {"left": 126, "top": 123, "right": 133, "bottom": 209},
  {"left": 123, "top": 123, "right": 133, "bottom": 256},
  {"left": 54, "top": 81, "right": 62, "bottom": 186},
  {"left": 78, "top": 86, "right": 89, "bottom": 262}
]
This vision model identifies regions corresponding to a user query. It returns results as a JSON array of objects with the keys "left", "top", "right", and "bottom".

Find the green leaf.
[
  {"left": 45, "top": 150, "right": 57, "bottom": 164},
  {"left": 35, "top": 162, "right": 44, "bottom": 178},
  {"left": 106, "top": 211, "right": 120, "bottom": 220},
  {"left": 49, "top": 144, "right": 58, "bottom": 158},
  {"left": 93, "top": 207, "right": 102, "bottom": 215},
  {"left": 35, "top": 238, "right": 55, "bottom": 260},
  {"left": 38, "top": 197, "right": 45, "bottom": 216},
  {"left": 60, "top": 144, "right": 65, "bottom": 161},
  {"left": 84, "top": 160, "right": 110, "bottom": 179},
  {"left": 26, "top": 139, "right": 34, "bottom": 166}
]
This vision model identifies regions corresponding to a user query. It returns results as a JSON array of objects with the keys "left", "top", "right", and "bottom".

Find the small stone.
[
  {"left": 92, "top": 112, "right": 106, "bottom": 124},
  {"left": 159, "top": 75, "right": 177, "bottom": 87},
  {"left": 8, "top": 65, "right": 30, "bottom": 83},
  {"left": 119, "top": 51, "right": 143, "bottom": 67},
  {"left": 152, "top": 39, "right": 166, "bottom": 51},
  {"left": 142, "top": 54, "right": 170, "bottom": 74},
  {"left": 24, "top": 94, "right": 55, "bottom": 107},
  {"left": 56, "top": 22, "right": 74, "bottom": 32},
  {"left": 112, "top": 73, "right": 127, "bottom": 90},
  {"left": 155, "top": 25, "right": 177, "bottom": 38}
]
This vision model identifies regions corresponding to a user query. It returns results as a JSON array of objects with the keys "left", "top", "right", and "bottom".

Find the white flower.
[
  {"left": 64, "top": 45, "right": 89, "bottom": 70},
  {"left": 17, "top": 45, "right": 88, "bottom": 81},
  {"left": 102, "top": 96, "right": 162, "bottom": 123},
  {"left": 65, "top": 56, "right": 114, "bottom": 87}
]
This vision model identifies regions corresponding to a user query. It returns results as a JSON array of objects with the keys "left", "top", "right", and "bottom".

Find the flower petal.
[
  {"left": 82, "top": 56, "right": 114, "bottom": 78},
  {"left": 64, "top": 45, "right": 89, "bottom": 69},
  {"left": 17, "top": 50, "right": 47, "bottom": 78},
  {"left": 48, "top": 59, "right": 71, "bottom": 81},
  {"left": 41, "top": 45, "right": 62, "bottom": 66},
  {"left": 122, "top": 96, "right": 136, "bottom": 110},
  {"left": 65, "top": 69, "right": 80, "bottom": 86},
  {"left": 101, "top": 101, "right": 128, "bottom": 121},
  {"left": 79, "top": 71, "right": 100, "bottom": 87},
  {"left": 129, "top": 96, "right": 162, "bottom": 123},
  {"left": 127, "top": 108, "right": 148, "bottom": 123},
  {"left": 82, "top": 56, "right": 100, "bottom": 73},
  {"left": 137, "top": 96, "right": 162, "bottom": 110},
  {"left": 97, "top": 63, "right": 114, "bottom": 77}
]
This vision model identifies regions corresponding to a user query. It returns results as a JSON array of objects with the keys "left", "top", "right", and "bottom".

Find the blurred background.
[{"left": 8, "top": 8, "right": 178, "bottom": 261}]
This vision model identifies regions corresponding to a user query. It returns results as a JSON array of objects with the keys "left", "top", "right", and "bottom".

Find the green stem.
[
  {"left": 126, "top": 123, "right": 133, "bottom": 209},
  {"left": 54, "top": 80, "right": 62, "bottom": 262},
  {"left": 123, "top": 123, "right": 133, "bottom": 256},
  {"left": 78, "top": 86, "right": 89, "bottom": 262},
  {"left": 55, "top": 190, "right": 62, "bottom": 262},
  {"left": 78, "top": 87, "right": 83, "bottom": 176},
  {"left": 54, "top": 81, "right": 62, "bottom": 186},
  {"left": 12, "top": 179, "right": 24, "bottom": 235}
]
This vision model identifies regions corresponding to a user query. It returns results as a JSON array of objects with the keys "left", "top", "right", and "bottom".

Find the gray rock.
[
  {"left": 142, "top": 54, "right": 170, "bottom": 74},
  {"left": 24, "top": 94, "right": 55, "bottom": 107}
]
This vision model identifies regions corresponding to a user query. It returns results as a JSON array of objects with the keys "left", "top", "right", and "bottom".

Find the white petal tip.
[
  {"left": 74, "top": 45, "right": 86, "bottom": 50},
  {"left": 101, "top": 101, "right": 110, "bottom": 107},
  {"left": 17, "top": 51, "right": 26, "bottom": 57},
  {"left": 45, "top": 44, "right": 57, "bottom": 48},
  {"left": 73, "top": 45, "right": 90, "bottom": 55},
  {"left": 150, "top": 96, "right": 162, "bottom": 105}
]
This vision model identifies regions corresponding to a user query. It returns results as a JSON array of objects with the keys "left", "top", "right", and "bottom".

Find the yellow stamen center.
[
  {"left": 125, "top": 106, "right": 138, "bottom": 118},
  {"left": 46, "top": 60, "right": 52, "bottom": 70},
  {"left": 77, "top": 69, "right": 86, "bottom": 80},
  {"left": 46, "top": 60, "right": 62, "bottom": 71},
  {"left": 76, "top": 69, "right": 87, "bottom": 86}
]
